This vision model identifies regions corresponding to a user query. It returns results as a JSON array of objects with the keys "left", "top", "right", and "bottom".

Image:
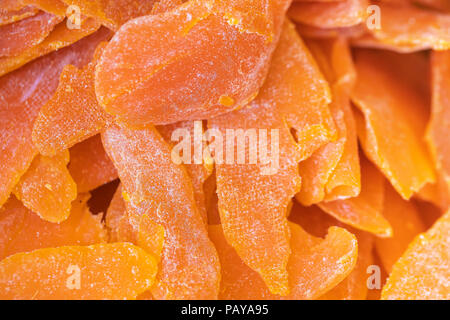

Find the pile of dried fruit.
[{"left": 0, "top": 0, "right": 449, "bottom": 300}]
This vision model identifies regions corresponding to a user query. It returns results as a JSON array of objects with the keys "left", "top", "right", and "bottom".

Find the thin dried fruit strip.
[
  {"left": 68, "top": 135, "right": 118, "bottom": 193},
  {"left": 0, "top": 5, "right": 38, "bottom": 26},
  {"left": 105, "top": 183, "right": 126, "bottom": 242},
  {"left": 10, "top": 0, "right": 68, "bottom": 16},
  {"left": 0, "top": 17, "right": 102, "bottom": 77},
  {"left": 95, "top": 0, "right": 292, "bottom": 126},
  {"left": 102, "top": 125, "right": 220, "bottom": 300},
  {"left": 0, "top": 28, "right": 107, "bottom": 208},
  {"left": 12, "top": 151, "right": 77, "bottom": 223},
  {"left": 0, "top": 11, "right": 62, "bottom": 57},
  {"left": 375, "top": 184, "right": 426, "bottom": 273},
  {"left": 381, "top": 209, "right": 450, "bottom": 300},
  {"left": 297, "top": 22, "right": 366, "bottom": 39},
  {"left": 0, "top": 242, "right": 157, "bottom": 300},
  {"left": 351, "top": 49, "right": 435, "bottom": 200},
  {"left": 0, "top": 194, "right": 106, "bottom": 261},
  {"left": 318, "top": 156, "right": 392, "bottom": 237},
  {"left": 209, "top": 222, "right": 357, "bottom": 299},
  {"left": 289, "top": 0, "right": 368, "bottom": 28}
]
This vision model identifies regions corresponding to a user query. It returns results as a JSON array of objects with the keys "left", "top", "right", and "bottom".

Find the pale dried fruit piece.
[
  {"left": 382, "top": 209, "right": 450, "bottom": 300},
  {"left": 0, "top": 6, "right": 38, "bottom": 26},
  {"left": 95, "top": 0, "right": 292, "bottom": 126},
  {"left": 0, "top": 28, "right": 108, "bottom": 208},
  {"left": 68, "top": 135, "right": 118, "bottom": 193},
  {"left": 0, "top": 242, "right": 158, "bottom": 300},
  {"left": 0, "top": 194, "right": 106, "bottom": 261},
  {"left": 351, "top": 49, "right": 435, "bottom": 199},
  {"left": 13, "top": 151, "right": 77, "bottom": 223},
  {"left": 375, "top": 184, "right": 426, "bottom": 273},
  {"left": 102, "top": 125, "right": 220, "bottom": 300}
]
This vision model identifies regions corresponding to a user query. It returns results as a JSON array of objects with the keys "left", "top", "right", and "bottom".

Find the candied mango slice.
[
  {"left": 68, "top": 135, "right": 118, "bottom": 193},
  {"left": 102, "top": 125, "right": 220, "bottom": 300},
  {"left": 13, "top": 151, "right": 77, "bottom": 223},
  {"left": 0, "top": 29, "right": 107, "bottom": 208},
  {"left": 382, "top": 210, "right": 450, "bottom": 300},
  {"left": 209, "top": 222, "right": 357, "bottom": 299},
  {"left": 0, "top": 194, "right": 106, "bottom": 261},
  {"left": 318, "top": 156, "right": 392, "bottom": 237},
  {"left": 0, "top": 6, "right": 38, "bottom": 26},
  {"left": 351, "top": 49, "right": 435, "bottom": 199},
  {"left": 0, "top": 242, "right": 157, "bottom": 300},
  {"left": 289, "top": 0, "right": 368, "bottom": 28},
  {"left": 95, "top": 0, "right": 292, "bottom": 126},
  {"left": 375, "top": 184, "right": 426, "bottom": 273}
]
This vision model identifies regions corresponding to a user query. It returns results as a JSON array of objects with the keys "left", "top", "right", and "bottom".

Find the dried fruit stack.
[{"left": 0, "top": 0, "right": 449, "bottom": 300}]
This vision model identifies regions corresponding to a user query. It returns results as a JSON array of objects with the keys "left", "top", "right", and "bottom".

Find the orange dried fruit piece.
[
  {"left": 0, "top": 194, "right": 106, "bottom": 261},
  {"left": 209, "top": 221, "right": 358, "bottom": 299},
  {"left": 151, "top": 0, "right": 184, "bottom": 14},
  {"left": 94, "top": 0, "right": 292, "bottom": 126},
  {"left": 318, "top": 156, "right": 392, "bottom": 237},
  {"left": 381, "top": 209, "right": 450, "bottom": 300},
  {"left": 289, "top": 0, "right": 368, "bottom": 28},
  {"left": 102, "top": 125, "right": 220, "bottom": 300},
  {"left": 0, "top": 17, "right": 103, "bottom": 77},
  {"left": 414, "top": 0, "right": 450, "bottom": 11},
  {"left": 136, "top": 213, "right": 165, "bottom": 263},
  {"left": 0, "top": 242, "right": 158, "bottom": 300},
  {"left": 10, "top": 0, "right": 68, "bottom": 16},
  {"left": 0, "top": 28, "right": 107, "bottom": 208},
  {"left": 0, "top": 11, "right": 63, "bottom": 57},
  {"left": 12, "top": 151, "right": 77, "bottom": 223},
  {"left": 375, "top": 183, "right": 426, "bottom": 273},
  {"left": 68, "top": 135, "right": 118, "bottom": 193},
  {"left": 0, "top": 5, "right": 39, "bottom": 26},
  {"left": 105, "top": 183, "right": 126, "bottom": 242},
  {"left": 351, "top": 49, "right": 435, "bottom": 200}
]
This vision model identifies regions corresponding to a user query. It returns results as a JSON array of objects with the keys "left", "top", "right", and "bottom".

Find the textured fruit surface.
[{"left": 0, "top": 6, "right": 38, "bottom": 26}]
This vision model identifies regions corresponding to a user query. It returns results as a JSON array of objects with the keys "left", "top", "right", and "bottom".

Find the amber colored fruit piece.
[
  {"left": 68, "top": 135, "right": 118, "bottom": 193},
  {"left": 0, "top": 194, "right": 106, "bottom": 261},
  {"left": 289, "top": 0, "right": 368, "bottom": 28},
  {"left": 0, "top": 18, "right": 102, "bottom": 77},
  {"left": 318, "top": 156, "right": 392, "bottom": 237},
  {"left": 12, "top": 0, "right": 68, "bottom": 16},
  {"left": 414, "top": 0, "right": 450, "bottom": 11},
  {"left": 151, "top": 0, "right": 184, "bottom": 14},
  {"left": 297, "top": 22, "right": 365, "bottom": 39},
  {"left": 0, "top": 28, "right": 108, "bottom": 208},
  {"left": 210, "top": 221, "right": 357, "bottom": 299},
  {"left": 382, "top": 210, "right": 450, "bottom": 300},
  {"left": 60, "top": 0, "right": 157, "bottom": 30},
  {"left": 12, "top": 151, "right": 77, "bottom": 223},
  {"left": 0, "top": 5, "right": 38, "bottom": 26},
  {"left": 95, "top": 0, "right": 292, "bottom": 126},
  {"left": 375, "top": 184, "right": 426, "bottom": 273},
  {"left": 0, "top": 11, "right": 62, "bottom": 57},
  {"left": 105, "top": 183, "right": 126, "bottom": 242},
  {"left": 158, "top": 120, "right": 213, "bottom": 225},
  {"left": 0, "top": 242, "right": 157, "bottom": 300},
  {"left": 137, "top": 213, "right": 165, "bottom": 262},
  {"left": 102, "top": 125, "right": 220, "bottom": 300},
  {"left": 351, "top": 49, "right": 435, "bottom": 200}
]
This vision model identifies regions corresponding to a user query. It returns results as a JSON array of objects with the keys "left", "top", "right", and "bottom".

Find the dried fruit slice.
[
  {"left": 414, "top": 0, "right": 450, "bottom": 11},
  {"left": 14, "top": 0, "right": 68, "bottom": 16},
  {"left": 318, "top": 156, "right": 392, "bottom": 237},
  {"left": 0, "top": 5, "right": 38, "bottom": 26},
  {"left": 13, "top": 151, "right": 77, "bottom": 223},
  {"left": 68, "top": 135, "right": 118, "bottom": 193},
  {"left": 0, "top": 242, "right": 157, "bottom": 300},
  {"left": 137, "top": 213, "right": 165, "bottom": 262},
  {"left": 32, "top": 42, "right": 112, "bottom": 156},
  {"left": 0, "top": 28, "right": 108, "bottom": 208},
  {"left": 102, "top": 125, "right": 220, "bottom": 300},
  {"left": 151, "top": 0, "right": 184, "bottom": 14},
  {"left": 95, "top": 0, "right": 292, "bottom": 126},
  {"left": 0, "top": 11, "right": 63, "bottom": 57},
  {"left": 105, "top": 183, "right": 126, "bottom": 242},
  {"left": 0, "top": 194, "right": 106, "bottom": 261},
  {"left": 0, "top": 18, "right": 103, "bottom": 76},
  {"left": 351, "top": 49, "right": 435, "bottom": 200},
  {"left": 289, "top": 0, "right": 368, "bottom": 28},
  {"left": 209, "top": 221, "right": 357, "bottom": 299},
  {"left": 375, "top": 184, "right": 426, "bottom": 273},
  {"left": 381, "top": 209, "right": 450, "bottom": 300}
]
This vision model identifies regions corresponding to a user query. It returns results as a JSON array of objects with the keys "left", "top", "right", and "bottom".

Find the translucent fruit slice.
[
  {"left": 0, "top": 6, "right": 38, "bottom": 26},
  {"left": 0, "top": 242, "right": 158, "bottom": 300},
  {"left": 381, "top": 209, "right": 450, "bottom": 300},
  {"left": 68, "top": 135, "right": 118, "bottom": 193},
  {"left": 102, "top": 125, "right": 220, "bottom": 300},
  {"left": 351, "top": 49, "right": 436, "bottom": 200},
  {"left": 0, "top": 194, "right": 106, "bottom": 261},
  {"left": 209, "top": 221, "right": 358, "bottom": 299},
  {"left": 375, "top": 184, "right": 426, "bottom": 273},
  {"left": 0, "top": 28, "right": 108, "bottom": 208},
  {"left": 95, "top": 0, "right": 292, "bottom": 126},
  {"left": 105, "top": 183, "right": 126, "bottom": 242},
  {"left": 13, "top": 151, "right": 77, "bottom": 223}
]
